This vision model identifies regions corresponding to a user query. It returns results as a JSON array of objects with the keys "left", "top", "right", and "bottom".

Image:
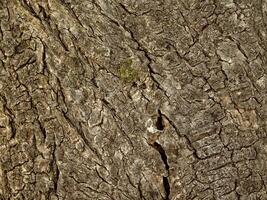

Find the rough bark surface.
[{"left": 0, "top": 0, "right": 267, "bottom": 199}]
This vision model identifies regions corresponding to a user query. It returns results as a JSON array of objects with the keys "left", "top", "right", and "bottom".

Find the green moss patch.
[{"left": 119, "top": 58, "right": 138, "bottom": 82}]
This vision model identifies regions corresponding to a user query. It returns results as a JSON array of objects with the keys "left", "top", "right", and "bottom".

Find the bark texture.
[{"left": 0, "top": 0, "right": 267, "bottom": 199}]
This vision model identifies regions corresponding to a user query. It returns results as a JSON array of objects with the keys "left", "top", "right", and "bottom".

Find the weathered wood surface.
[{"left": 0, "top": 0, "right": 267, "bottom": 199}]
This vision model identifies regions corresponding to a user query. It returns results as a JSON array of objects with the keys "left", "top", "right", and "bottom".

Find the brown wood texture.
[{"left": 0, "top": 0, "right": 267, "bottom": 199}]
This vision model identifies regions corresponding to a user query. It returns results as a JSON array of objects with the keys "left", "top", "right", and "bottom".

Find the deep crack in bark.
[
  {"left": 1, "top": 1, "right": 266, "bottom": 199},
  {"left": 151, "top": 141, "right": 170, "bottom": 200},
  {"left": 156, "top": 109, "right": 165, "bottom": 131}
]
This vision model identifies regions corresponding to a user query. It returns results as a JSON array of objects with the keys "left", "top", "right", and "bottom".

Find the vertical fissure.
[
  {"left": 163, "top": 176, "right": 170, "bottom": 200},
  {"left": 153, "top": 142, "right": 169, "bottom": 171},
  {"left": 156, "top": 109, "right": 165, "bottom": 131},
  {"left": 151, "top": 141, "right": 170, "bottom": 200}
]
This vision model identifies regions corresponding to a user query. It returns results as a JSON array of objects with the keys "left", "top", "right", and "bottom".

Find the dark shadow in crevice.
[
  {"left": 156, "top": 109, "right": 164, "bottom": 131},
  {"left": 163, "top": 176, "right": 170, "bottom": 200},
  {"left": 151, "top": 142, "right": 170, "bottom": 200},
  {"left": 153, "top": 142, "right": 169, "bottom": 170}
]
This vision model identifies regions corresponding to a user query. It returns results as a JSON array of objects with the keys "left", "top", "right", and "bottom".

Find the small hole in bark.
[
  {"left": 139, "top": 83, "right": 147, "bottom": 89},
  {"left": 156, "top": 110, "right": 164, "bottom": 130},
  {"left": 132, "top": 82, "right": 137, "bottom": 87}
]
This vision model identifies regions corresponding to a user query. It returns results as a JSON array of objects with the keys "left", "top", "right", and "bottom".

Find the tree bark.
[{"left": 0, "top": 0, "right": 267, "bottom": 199}]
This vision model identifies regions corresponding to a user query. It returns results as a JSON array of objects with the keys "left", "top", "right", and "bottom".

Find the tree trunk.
[{"left": 0, "top": 0, "right": 267, "bottom": 199}]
